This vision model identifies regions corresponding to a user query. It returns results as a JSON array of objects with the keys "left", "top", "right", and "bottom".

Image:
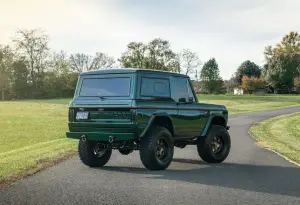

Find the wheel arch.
[
  {"left": 200, "top": 113, "right": 228, "bottom": 137},
  {"left": 140, "top": 114, "right": 174, "bottom": 138}
]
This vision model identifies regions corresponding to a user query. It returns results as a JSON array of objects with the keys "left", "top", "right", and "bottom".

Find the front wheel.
[
  {"left": 197, "top": 125, "right": 231, "bottom": 163},
  {"left": 78, "top": 139, "right": 112, "bottom": 167},
  {"left": 139, "top": 126, "right": 174, "bottom": 170}
]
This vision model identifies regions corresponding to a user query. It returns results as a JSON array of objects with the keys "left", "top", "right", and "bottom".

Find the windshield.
[{"left": 79, "top": 77, "right": 131, "bottom": 97}]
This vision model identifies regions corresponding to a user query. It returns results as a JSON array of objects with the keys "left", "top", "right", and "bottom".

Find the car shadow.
[{"left": 99, "top": 158, "right": 300, "bottom": 197}]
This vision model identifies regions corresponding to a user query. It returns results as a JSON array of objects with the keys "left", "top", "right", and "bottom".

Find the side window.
[
  {"left": 187, "top": 81, "right": 196, "bottom": 102},
  {"left": 141, "top": 77, "right": 170, "bottom": 97},
  {"left": 173, "top": 77, "right": 189, "bottom": 102},
  {"left": 173, "top": 77, "right": 196, "bottom": 103}
]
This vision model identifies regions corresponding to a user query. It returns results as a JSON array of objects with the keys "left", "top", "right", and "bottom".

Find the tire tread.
[
  {"left": 78, "top": 140, "right": 112, "bottom": 167},
  {"left": 197, "top": 125, "right": 231, "bottom": 163},
  {"left": 139, "top": 126, "right": 174, "bottom": 170}
]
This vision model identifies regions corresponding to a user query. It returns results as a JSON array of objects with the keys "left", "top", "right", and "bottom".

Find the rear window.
[
  {"left": 140, "top": 77, "right": 170, "bottom": 97},
  {"left": 79, "top": 77, "right": 131, "bottom": 97}
]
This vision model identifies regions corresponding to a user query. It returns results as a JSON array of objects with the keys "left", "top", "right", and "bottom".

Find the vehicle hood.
[{"left": 199, "top": 103, "right": 228, "bottom": 111}]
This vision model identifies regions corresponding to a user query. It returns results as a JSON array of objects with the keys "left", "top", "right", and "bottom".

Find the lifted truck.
[{"left": 66, "top": 68, "right": 231, "bottom": 170}]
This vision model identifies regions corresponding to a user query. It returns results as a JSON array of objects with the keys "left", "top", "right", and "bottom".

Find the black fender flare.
[
  {"left": 139, "top": 113, "right": 174, "bottom": 138},
  {"left": 200, "top": 112, "right": 228, "bottom": 136}
]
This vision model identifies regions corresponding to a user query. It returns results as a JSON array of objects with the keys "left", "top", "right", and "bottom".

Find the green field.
[
  {"left": 197, "top": 94, "right": 300, "bottom": 114},
  {"left": 0, "top": 102, "right": 77, "bottom": 186},
  {"left": 249, "top": 112, "right": 300, "bottom": 164},
  {"left": 1, "top": 94, "right": 300, "bottom": 186}
]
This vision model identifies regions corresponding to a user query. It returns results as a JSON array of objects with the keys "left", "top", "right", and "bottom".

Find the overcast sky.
[{"left": 1, "top": 0, "right": 299, "bottom": 79}]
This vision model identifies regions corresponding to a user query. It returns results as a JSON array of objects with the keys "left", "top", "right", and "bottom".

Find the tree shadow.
[{"left": 99, "top": 158, "right": 300, "bottom": 197}]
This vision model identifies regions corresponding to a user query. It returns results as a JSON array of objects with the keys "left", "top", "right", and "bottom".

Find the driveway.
[{"left": 1, "top": 106, "right": 300, "bottom": 205}]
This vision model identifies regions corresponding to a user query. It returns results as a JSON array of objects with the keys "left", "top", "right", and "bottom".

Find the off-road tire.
[
  {"left": 197, "top": 125, "right": 231, "bottom": 163},
  {"left": 78, "top": 139, "right": 112, "bottom": 167},
  {"left": 139, "top": 126, "right": 174, "bottom": 170}
]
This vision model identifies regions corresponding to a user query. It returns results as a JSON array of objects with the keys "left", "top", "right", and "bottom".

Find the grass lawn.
[
  {"left": 197, "top": 94, "right": 300, "bottom": 114},
  {"left": 249, "top": 112, "right": 300, "bottom": 164},
  {"left": 0, "top": 102, "right": 77, "bottom": 186},
  {"left": 1, "top": 94, "right": 300, "bottom": 186}
]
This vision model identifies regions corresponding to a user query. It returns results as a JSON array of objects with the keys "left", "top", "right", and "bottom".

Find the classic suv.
[{"left": 66, "top": 68, "right": 231, "bottom": 170}]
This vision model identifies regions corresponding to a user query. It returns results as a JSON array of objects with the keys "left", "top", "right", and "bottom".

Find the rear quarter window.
[{"left": 140, "top": 77, "right": 170, "bottom": 97}]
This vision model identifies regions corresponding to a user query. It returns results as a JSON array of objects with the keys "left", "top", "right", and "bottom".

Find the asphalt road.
[{"left": 1, "top": 107, "right": 300, "bottom": 205}]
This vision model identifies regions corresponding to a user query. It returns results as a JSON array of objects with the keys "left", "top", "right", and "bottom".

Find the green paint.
[{"left": 66, "top": 68, "right": 228, "bottom": 142}]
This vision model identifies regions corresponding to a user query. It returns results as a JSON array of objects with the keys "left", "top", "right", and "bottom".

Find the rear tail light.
[{"left": 68, "top": 109, "right": 74, "bottom": 122}]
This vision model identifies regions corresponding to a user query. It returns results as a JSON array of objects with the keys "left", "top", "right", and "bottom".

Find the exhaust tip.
[
  {"left": 108, "top": 136, "right": 115, "bottom": 143},
  {"left": 81, "top": 135, "right": 87, "bottom": 142}
]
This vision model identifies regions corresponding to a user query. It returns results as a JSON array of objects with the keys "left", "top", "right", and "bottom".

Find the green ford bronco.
[{"left": 66, "top": 68, "right": 231, "bottom": 170}]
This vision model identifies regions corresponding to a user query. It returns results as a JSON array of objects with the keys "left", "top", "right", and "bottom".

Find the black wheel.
[
  {"left": 197, "top": 125, "right": 231, "bottom": 163},
  {"left": 139, "top": 126, "right": 174, "bottom": 170},
  {"left": 119, "top": 148, "right": 133, "bottom": 155},
  {"left": 78, "top": 139, "right": 112, "bottom": 167}
]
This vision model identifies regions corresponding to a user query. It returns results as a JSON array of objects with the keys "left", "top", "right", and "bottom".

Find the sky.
[{"left": 0, "top": 0, "right": 299, "bottom": 79}]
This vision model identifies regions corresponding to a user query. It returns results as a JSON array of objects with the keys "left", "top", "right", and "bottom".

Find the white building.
[{"left": 234, "top": 88, "right": 244, "bottom": 95}]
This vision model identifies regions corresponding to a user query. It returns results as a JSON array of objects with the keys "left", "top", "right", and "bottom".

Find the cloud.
[{"left": 1, "top": 0, "right": 300, "bottom": 79}]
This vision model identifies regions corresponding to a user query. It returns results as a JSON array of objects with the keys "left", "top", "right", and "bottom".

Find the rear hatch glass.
[
  {"left": 79, "top": 77, "right": 131, "bottom": 97},
  {"left": 72, "top": 75, "right": 134, "bottom": 122}
]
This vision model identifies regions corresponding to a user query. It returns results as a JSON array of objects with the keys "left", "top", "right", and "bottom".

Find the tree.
[
  {"left": 176, "top": 49, "right": 201, "bottom": 75},
  {"left": 146, "top": 38, "right": 177, "bottom": 71},
  {"left": 200, "top": 58, "right": 222, "bottom": 94},
  {"left": 242, "top": 76, "right": 264, "bottom": 94},
  {"left": 92, "top": 52, "right": 115, "bottom": 69},
  {"left": 0, "top": 72, "right": 9, "bottom": 100},
  {"left": 10, "top": 59, "right": 29, "bottom": 99},
  {"left": 235, "top": 60, "right": 261, "bottom": 84},
  {"left": 0, "top": 45, "right": 14, "bottom": 100},
  {"left": 51, "top": 51, "right": 69, "bottom": 73},
  {"left": 263, "top": 31, "right": 300, "bottom": 92},
  {"left": 0, "top": 45, "right": 14, "bottom": 73},
  {"left": 70, "top": 52, "right": 115, "bottom": 72},
  {"left": 119, "top": 42, "right": 147, "bottom": 68},
  {"left": 224, "top": 76, "right": 239, "bottom": 94},
  {"left": 12, "top": 29, "right": 50, "bottom": 91},
  {"left": 69, "top": 53, "right": 93, "bottom": 72},
  {"left": 294, "top": 77, "right": 300, "bottom": 93},
  {"left": 264, "top": 53, "right": 300, "bottom": 92},
  {"left": 264, "top": 31, "right": 300, "bottom": 61},
  {"left": 119, "top": 38, "right": 178, "bottom": 71}
]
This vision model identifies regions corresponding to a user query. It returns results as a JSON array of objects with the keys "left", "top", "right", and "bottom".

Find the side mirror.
[{"left": 178, "top": 98, "right": 187, "bottom": 103}]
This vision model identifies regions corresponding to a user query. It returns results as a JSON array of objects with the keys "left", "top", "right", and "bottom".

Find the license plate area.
[{"left": 76, "top": 111, "right": 89, "bottom": 120}]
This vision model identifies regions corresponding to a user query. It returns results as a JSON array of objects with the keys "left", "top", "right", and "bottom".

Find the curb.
[{"left": 248, "top": 129, "right": 300, "bottom": 168}]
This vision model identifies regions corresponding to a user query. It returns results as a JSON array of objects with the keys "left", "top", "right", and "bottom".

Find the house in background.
[{"left": 234, "top": 88, "right": 244, "bottom": 95}]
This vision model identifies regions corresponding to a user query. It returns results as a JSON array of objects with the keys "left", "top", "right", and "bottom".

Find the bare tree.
[
  {"left": 69, "top": 53, "right": 93, "bottom": 73},
  {"left": 70, "top": 52, "right": 115, "bottom": 72},
  {"left": 51, "top": 50, "right": 70, "bottom": 74},
  {"left": 12, "top": 29, "right": 49, "bottom": 88},
  {"left": 91, "top": 52, "right": 115, "bottom": 69},
  {"left": 177, "top": 49, "right": 201, "bottom": 75}
]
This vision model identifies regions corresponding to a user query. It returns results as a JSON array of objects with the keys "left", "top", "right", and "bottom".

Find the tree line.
[
  {"left": 227, "top": 31, "right": 300, "bottom": 94},
  {"left": 0, "top": 29, "right": 299, "bottom": 100}
]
